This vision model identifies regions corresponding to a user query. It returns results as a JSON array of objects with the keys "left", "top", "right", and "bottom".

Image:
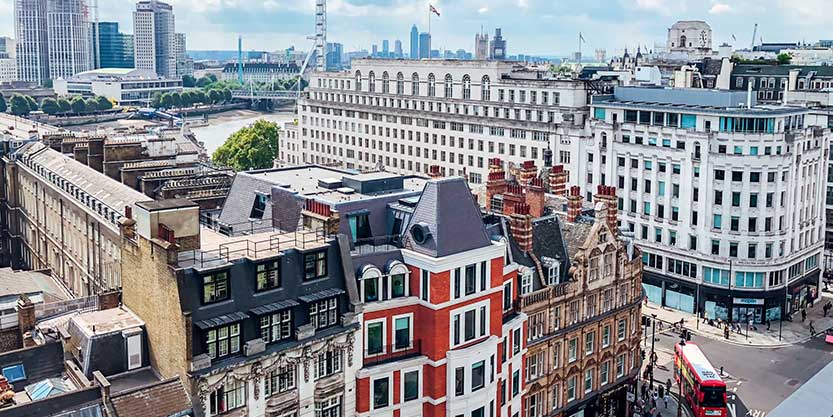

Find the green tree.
[
  {"left": 160, "top": 93, "right": 173, "bottom": 109},
  {"left": 212, "top": 120, "right": 280, "bottom": 171},
  {"left": 182, "top": 74, "right": 196, "bottom": 88},
  {"left": 95, "top": 95, "right": 113, "bottom": 111},
  {"left": 196, "top": 76, "right": 212, "bottom": 88},
  {"left": 57, "top": 98, "right": 71, "bottom": 113},
  {"left": 207, "top": 73, "right": 218, "bottom": 83},
  {"left": 222, "top": 88, "right": 232, "bottom": 103},
  {"left": 150, "top": 92, "right": 163, "bottom": 108},
  {"left": 0, "top": 93, "right": 6, "bottom": 113},
  {"left": 170, "top": 92, "right": 182, "bottom": 109},
  {"left": 9, "top": 94, "right": 31, "bottom": 116},
  {"left": 70, "top": 96, "right": 87, "bottom": 113},
  {"left": 209, "top": 89, "right": 222, "bottom": 104},
  {"left": 40, "top": 98, "right": 60, "bottom": 115},
  {"left": 85, "top": 98, "right": 98, "bottom": 113},
  {"left": 194, "top": 90, "right": 208, "bottom": 104},
  {"left": 25, "top": 95, "right": 38, "bottom": 111},
  {"left": 777, "top": 53, "right": 792, "bottom": 65},
  {"left": 180, "top": 91, "right": 193, "bottom": 108}
]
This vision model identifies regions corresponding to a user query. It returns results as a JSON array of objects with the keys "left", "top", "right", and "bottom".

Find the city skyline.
[{"left": 1, "top": 0, "right": 831, "bottom": 57}]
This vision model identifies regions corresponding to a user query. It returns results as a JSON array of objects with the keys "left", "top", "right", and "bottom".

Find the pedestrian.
[
  {"left": 809, "top": 321, "right": 816, "bottom": 336},
  {"left": 666, "top": 378, "right": 672, "bottom": 393},
  {"left": 664, "top": 392, "right": 671, "bottom": 408},
  {"left": 652, "top": 389, "right": 659, "bottom": 408},
  {"left": 801, "top": 308, "right": 807, "bottom": 322},
  {"left": 658, "top": 384, "right": 665, "bottom": 399},
  {"left": 641, "top": 383, "right": 647, "bottom": 400},
  {"left": 766, "top": 319, "right": 771, "bottom": 331}
]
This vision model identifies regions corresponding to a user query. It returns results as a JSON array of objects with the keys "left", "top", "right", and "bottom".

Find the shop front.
[
  {"left": 563, "top": 378, "right": 635, "bottom": 417},
  {"left": 642, "top": 271, "right": 696, "bottom": 314}
]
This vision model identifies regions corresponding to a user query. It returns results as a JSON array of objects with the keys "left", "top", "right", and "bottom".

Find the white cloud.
[
  {"left": 517, "top": 0, "right": 529, "bottom": 8},
  {"left": 477, "top": 6, "right": 489, "bottom": 14},
  {"left": 708, "top": 3, "right": 732, "bottom": 14}
]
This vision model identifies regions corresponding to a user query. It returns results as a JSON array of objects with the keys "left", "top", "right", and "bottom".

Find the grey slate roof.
[
  {"left": 250, "top": 300, "right": 300, "bottom": 316},
  {"left": 559, "top": 215, "right": 594, "bottom": 261},
  {"left": 298, "top": 288, "right": 346, "bottom": 303},
  {"left": 401, "top": 177, "right": 492, "bottom": 258},
  {"left": 732, "top": 64, "right": 833, "bottom": 77},
  {"left": 194, "top": 311, "right": 250, "bottom": 330},
  {"left": 216, "top": 172, "right": 275, "bottom": 229}
]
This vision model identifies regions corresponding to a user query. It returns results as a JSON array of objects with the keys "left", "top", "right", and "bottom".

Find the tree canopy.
[
  {"left": 95, "top": 95, "right": 113, "bottom": 111},
  {"left": 0, "top": 94, "right": 6, "bottom": 113},
  {"left": 9, "top": 95, "right": 31, "bottom": 116},
  {"left": 41, "top": 98, "right": 60, "bottom": 115},
  {"left": 212, "top": 120, "right": 280, "bottom": 172},
  {"left": 182, "top": 74, "right": 196, "bottom": 88},
  {"left": 70, "top": 96, "right": 87, "bottom": 113},
  {"left": 776, "top": 53, "right": 792, "bottom": 65}
]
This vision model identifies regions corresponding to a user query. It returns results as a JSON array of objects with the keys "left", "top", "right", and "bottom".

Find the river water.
[{"left": 191, "top": 111, "right": 296, "bottom": 155}]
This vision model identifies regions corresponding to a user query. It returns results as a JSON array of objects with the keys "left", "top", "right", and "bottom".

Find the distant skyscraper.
[
  {"left": 14, "top": 0, "right": 49, "bottom": 84},
  {"left": 595, "top": 48, "right": 606, "bottom": 62},
  {"left": 46, "top": 0, "right": 91, "bottom": 80},
  {"left": 394, "top": 40, "right": 403, "bottom": 58},
  {"left": 94, "top": 22, "right": 134, "bottom": 69},
  {"left": 0, "top": 37, "right": 17, "bottom": 82},
  {"left": 475, "top": 31, "right": 489, "bottom": 60},
  {"left": 371, "top": 44, "right": 378, "bottom": 57},
  {"left": 418, "top": 32, "right": 430, "bottom": 59},
  {"left": 410, "top": 25, "right": 419, "bottom": 59},
  {"left": 489, "top": 28, "right": 506, "bottom": 60},
  {"left": 326, "top": 42, "right": 343, "bottom": 71},
  {"left": 134, "top": 0, "right": 176, "bottom": 78},
  {"left": 175, "top": 33, "right": 193, "bottom": 76},
  {"left": 382, "top": 39, "right": 389, "bottom": 57}
]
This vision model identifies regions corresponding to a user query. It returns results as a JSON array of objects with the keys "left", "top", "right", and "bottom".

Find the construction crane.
[{"left": 750, "top": 23, "right": 758, "bottom": 51}]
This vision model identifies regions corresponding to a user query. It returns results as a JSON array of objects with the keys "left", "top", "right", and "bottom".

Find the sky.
[{"left": 0, "top": 0, "right": 832, "bottom": 56}]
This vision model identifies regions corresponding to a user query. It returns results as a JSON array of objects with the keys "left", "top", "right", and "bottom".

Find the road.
[{"left": 646, "top": 326, "right": 833, "bottom": 417}]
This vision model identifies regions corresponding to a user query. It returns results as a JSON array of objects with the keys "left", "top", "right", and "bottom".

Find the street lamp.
[
  {"left": 650, "top": 313, "right": 657, "bottom": 390},
  {"left": 779, "top": 279, "right": 788, "bottom": 341},
  {"left": 677, "top": 337, "right": 686, "bottom": 417}
]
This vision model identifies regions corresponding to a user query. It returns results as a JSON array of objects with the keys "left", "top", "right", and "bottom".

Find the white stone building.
[
  {"left": 46, "top": 0, "right": 91, "bottom": 80},
  {"left": 133, "top": 0, "right": 176, "bottom": 78},
  {"left": 667, "top": 20, "right": 712, "bottom": 56},
  {"left": 288, "top": 59, "right": 593, "bottom": 186},
  {"left": 589, "top": 87, "right": 827, "bottom": 323},
  {"left": 54, "top": 68, "right": 183, "bottom": 105}
]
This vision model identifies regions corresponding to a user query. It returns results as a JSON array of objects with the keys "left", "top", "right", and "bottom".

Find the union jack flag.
[{"left": 430, "top": 4, "right": 440, "bottom": 16}]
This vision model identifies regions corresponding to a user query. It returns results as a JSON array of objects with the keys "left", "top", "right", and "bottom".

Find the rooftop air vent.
[
  {"left": 336, "top": 187, "right": 355, "bottom": 195},
  {"left": 318, "top": 177, "right": 342, "bottom": 189}
]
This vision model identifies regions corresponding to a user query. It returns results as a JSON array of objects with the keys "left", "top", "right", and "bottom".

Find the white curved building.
[{"left": 589, "top": 87, "right": 827, "bottom": 323}]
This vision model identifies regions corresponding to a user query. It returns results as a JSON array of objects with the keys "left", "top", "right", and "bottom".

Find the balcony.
[
  {"left": 520, "top": 282, "right": 572, "bottom": 309},
  {"left": 350, "top": 235, "right": 402, "bottom": 256},
  {"left": 363, "top": 340, "right": 422, "bottom": 367}
]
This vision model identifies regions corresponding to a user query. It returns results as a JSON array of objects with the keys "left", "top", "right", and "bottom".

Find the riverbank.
[{"left": 190, "top": 110, "right": 296, "bottom": 155}]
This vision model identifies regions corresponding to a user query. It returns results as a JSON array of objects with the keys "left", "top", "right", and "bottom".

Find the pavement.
[
  {"left": 640, "top": 318, "right": 833, "bottom": 417},
  {"left": 641, "top": 291, "right": 833, "bottom": 348},
  {"left": 633, "top": 377, "right": 690, "bottom": 417}
]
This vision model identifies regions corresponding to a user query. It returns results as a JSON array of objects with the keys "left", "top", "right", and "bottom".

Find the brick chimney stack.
[
  {"left": 549, "top": 165, "right": 570, "bottom": 196},
  {"left": 594, "top": 185, "right": 619, "bottom": 231},
  {"left": 566, "top": 186, "right": 583, "bottom": 223},
  {"left": 518, "top": 160, "right": 538, "bottom": 185},
  {"left": 17, "top": 295, "right": 36, "bottom": 348},
  {"left": 485, "top": 158, "right": 507, "bottom": 212},
  {"left": 526, "top": 177, "right": 545, "bottom": 218},
  {"left": 502, "top": 183, "right": 524, "bottom": 216},
  {"left": 510, "top": 202, "right": 533, "bottom": 253},
  {"left": 428, "top": 165, "right": 442, "bottom": 179}
]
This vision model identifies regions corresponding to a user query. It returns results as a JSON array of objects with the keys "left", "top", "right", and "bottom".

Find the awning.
[
  {"left": 298, "top": 288, "right": 345, "bottom": 303},
  {"left": 250, "top": 300, "right": 300, "bottom": 316},
  {"left": 194, "top": 311, "right": 250, "bottom": 330}
]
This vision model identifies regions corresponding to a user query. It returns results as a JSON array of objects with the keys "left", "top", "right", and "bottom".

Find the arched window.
[
  {"left": 679, "top": 35, "right": 687, "bottom": 47},
  {"left": 396, "top": 72, "right": 404, "bottom": 95},
  {"left": 411, "top": 72, "right": 420, "bottom": 95},
  {"left": 355, "top": 71, "right": 362, "bottom": 91},
  {"left": 387, "top": 260, "right": 410, "bottom": 298},
  {"left": 382, "top": 71, "right": 390, "bottom": 94},
  {"left": 368, "top": 71, "right": 375, "bottom": 93},
  {"left": 427, "top": 73, "right": 436, "bottom": 96},
  {"left": 360, "top": 265, "right": 382, "bottom": 303},
  {"left": 462, "top": 74, "right": 471, "bottom": 100},
  {"left": 444, "top": 73, "right": 453, "bottom": 98},
  {"left": 481, "top": 75, "right": 491, "bottom": 101}
]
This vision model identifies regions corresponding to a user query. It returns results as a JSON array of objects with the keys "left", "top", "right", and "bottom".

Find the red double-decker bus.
[{"left": 674, "top": 342, "right": 728, "bottom": 417}]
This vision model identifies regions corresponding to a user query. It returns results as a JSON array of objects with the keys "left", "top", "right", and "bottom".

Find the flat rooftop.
[
  {"left": 244, "top": 165, "right": 428, "bottom": 204},
  {"left": 176, "top": 226, "right": 329, "bottom": 270},
  {"left": 71, "top": 307, "right": 144, "bottom": 336}
]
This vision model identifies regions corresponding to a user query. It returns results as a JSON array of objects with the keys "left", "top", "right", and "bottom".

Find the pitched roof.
[
  {"left": 110, "top": 378, "right": 192, "bottom": 417},
  {"left": 401, "top": 177, "right": 491, "bottom": 258},
  {"left": 216, "top": 172, "right": 276, "bottom": 231}
]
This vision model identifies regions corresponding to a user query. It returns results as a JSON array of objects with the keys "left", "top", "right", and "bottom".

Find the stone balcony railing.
[{"left": 520, "top": 282, "right": 572, "bottom": 310}]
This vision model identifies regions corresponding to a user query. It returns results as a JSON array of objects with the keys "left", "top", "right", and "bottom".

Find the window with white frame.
[
  {"left": 616, "top": 354, "right": 625, "bottom": 377},
  {"left": 585, "top": 294, "right": 597, "bottom": 318},
  {"left": 315, "top": 394, "right": 342, "bottom": 417},
  {"left": 315, "top": 349, "right": 342, "bottom": 380},
  {"left": 602, "top": 289, "right": 613, "bottom": 312},
  {"left": 521, "top": 271, "right": 533, "bottom": 295},
  {"left": 403, "top": 369, "right": 419, "bottom": 401},
  {"left": 513, "top": 328, "right": 521, "bottom": 354},
  {"left": 209, "top": 378, "right": 246, "bottom": 415},
  {"left": 584, "top": 331, "right": 595, "bottom": 355},
  {"left": 584, "top": 367, "right": 594, "bottom": 393},
  {"left": 472, "top": 360, "right": 486, "bottom": 391},
  {"left": 373, "top": 377, "right": 391, "bottom": 409},
  {"left": 525, "top": 391, "right": 543, "bottom": 417},
  {"left": 589, "top": 257, "right": 599, "bottom": 281},
  {"left": 205, "top": 323, "right": 240, "bottom": 359},
  {"left": 366, "top": 320, "right": 385, "bottom": 356},
  {"left": 503, "top": 282, "right": 512, "bottom": 311},
  {"left": 602, "top": 325, "right": 611, "bottom": 348},
  {"left": 600, "top": 360, "right": 610, "bottom": 386},
  {"left": 393, "top": 315, "right": 412, "bottom": 350},
  {"left": 260, "top": 310, "right": 292, "bottom": 344},
  {"left": 552, "top": 383, "right": 561, "bottom": 410},
  {"left": 547, "top": 264, "right": 559, "bottom": 285},
  {"left": 529, "top": 311, "right": 545, "bottom": 341},
  {"left": 569, "top": 301, "right": 579, "bottom": 324},
  {"left": 603, "top": 253, "right": 613, "bottom": 276},
  {"left": 310, "top": 298, "right": 338, "bottom": 329},
  {"left": 568, "top": 338, "right": 577, "bottom": 362},
  {"left": 617, "top": 319, "right": 626, "bottom": 341},
  {"left": 451, "top": 302, "right": 489, "bottom": 347},
  {"left": 553, "top": 342, "right": 560, "bottom": 369},
  {"left": 566, "top": 376, "right": 576, "bottom": 402},
  {"left": 552, "top": 306, "right": 561, "bottom": 330},
  {"left": 420, "top": 269, "right": 430, "bottom": 302},
  {"left": 265, "top": 365, "right": 296, "bottom": 397},
  {"left": 526, "top": 350, "right": 545, "bottom": 381}
]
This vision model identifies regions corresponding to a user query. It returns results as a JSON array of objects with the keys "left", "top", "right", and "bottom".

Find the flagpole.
[{"left": 428, "top": 4, "right": 431, "bottom": 60}]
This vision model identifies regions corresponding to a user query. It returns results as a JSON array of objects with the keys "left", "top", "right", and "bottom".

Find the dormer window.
[
  {"left": 255, "top": 260, "right": 280, "bottom": 291},
  {"left": 250, "top": 193, "right": 268, "bottom": 219},
  {"left": 304, "top": 251, "right": 327, "bottom": 280},
  {"left": 202, "top": 271, "right": 229, "bottom": 304},
  {"left": 547, "top": 264, "right": 559, "bottom": 285},
  {"left": 589, "top": 257, "right": 600, "bottom": 281}
]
